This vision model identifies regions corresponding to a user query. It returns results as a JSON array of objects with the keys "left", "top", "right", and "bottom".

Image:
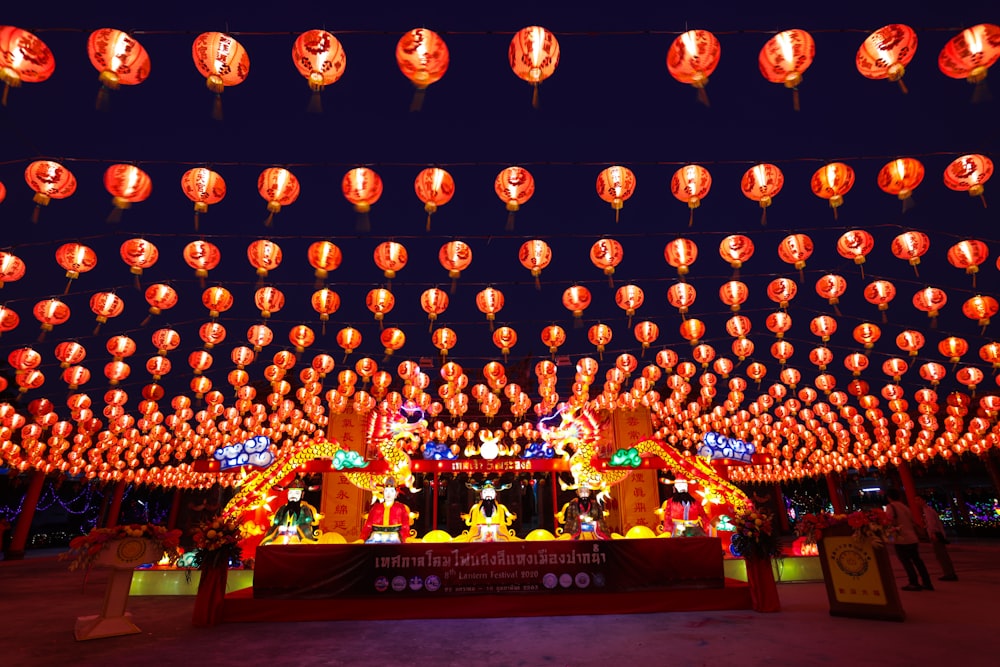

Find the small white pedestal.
[{"left": 75, "top": 538, "right": 162, "bottom": 641}]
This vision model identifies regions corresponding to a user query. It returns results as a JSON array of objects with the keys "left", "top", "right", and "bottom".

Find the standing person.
[
  {"left": 885, "top": 488, "right": 933, "bottom": 591},
  {"left": 919, "top": 497, "right": 958, "bottom": 581}
]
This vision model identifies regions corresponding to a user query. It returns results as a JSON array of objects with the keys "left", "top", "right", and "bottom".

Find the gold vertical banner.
[
  {"left": 609, "top": 408, "right": 660, "bottom": 534},
  {"left": 320, "top": 411, "right": 371, "bottom": 542}
]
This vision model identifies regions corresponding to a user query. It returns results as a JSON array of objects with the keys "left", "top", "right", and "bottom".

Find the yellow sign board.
[{"left": 823, "top": 536, "right": 888, "bottom": 605}]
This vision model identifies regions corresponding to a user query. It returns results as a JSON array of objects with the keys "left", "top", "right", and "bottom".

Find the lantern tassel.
[
  {"left": 833, "top": 304, "right": 841, "bottom": 317},
  {"left": 531, "top": 84, "right": 540, "bottom": 109},
  {"left": 410, "top": 87, "right": 426, "bottom": 113},
  {"left": 31, "top": 205, "right": 41, "bottom": 224},
  {"left": 96, "top": 86, "right": 111, "bottom": 112},
  {"left": 194, "top": 212, "right": 200, "bottom": 232},
  {"left": 263, "top": 211, "right": 274, "bottom": 227},
  {"left": 107, "top": 207, "right": 123, "bottom": 224},
  {"left": 607, "top": 275, "right": 614, "bottom": 289},
  {"left": 505, "top": 211, "right": 516, "bottom": 231},
  {"left": 534, "top": 275, "right": 541, "bottom": 291},
  {"left": 792, "top": 87, "right": 800, "bottom": 112},
  {"left": 859, "top": 265, "right": 865, "bottom": 280},
  {"left": 688, "top": 209, "right": 694, "bottom": 227},
  {"left": 980, "top": 194, "right": 988, "bottom": 208},
  {"left": 426, "top": 213, "right": 433, "bottom": 232},
  {"left": 696, "top": 87, "right": 710, "bottom": 107},
  {"left": 64, "top": 279, "right": 72, "bottom": 295},
  {"left": 307, "top": 91, "right": 323, "bottom": 114},
  {"left": 1, "top": 83, "right": 9, "bottom": 107},
  {"left": 133, "top": 275, "right": 141, "bottom": 291},
  {"left": 832, "top": 206, "right": 839, "bottom": 221},
  {"left": 881, "top": 311, "right": 888, "bottom": 325},
  {"left": 930, "top": 316, "right": 938, "bottom": 329},
  {"left": 93, "top": 323, "right": 102, "bottom": 336},
  {"left": 897, "top": 79, "right": 909, "bottom": 95},
  {"left": 321, "top": 321, "right": 327, "bottom": 336},
  {"left": 901, "top": 197, "right": 916, "bottom": 213},
  {"left": 760, "top": 209, "right": 767, "bottom": 226},
  {"left": 972, "top": 80, "right": 991, "bottom": 105},
  {"left": 574, "top": 317, "right": 583, "bottom": 329},
  {"left": 450, "top": 278, "right": 458, "bottom": 294},
  {"left": 212, "top": 94, "right": 224, "bottom": 121},
  {"left": 140, "top": 314, "right": 152, "bottom": 327},
  {"left": 356, "top": 212, "right": 371, "bottom": 233}
]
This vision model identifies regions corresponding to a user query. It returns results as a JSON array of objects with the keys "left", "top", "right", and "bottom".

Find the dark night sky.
[{"left": 1, "top": 3, "right": 998, "bottom": 418}]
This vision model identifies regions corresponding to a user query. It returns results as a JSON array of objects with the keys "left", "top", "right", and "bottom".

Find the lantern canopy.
[
  {"left": 0, "top": 26, "right": 55, "bottom": 106},
  {"left": 856, "top": 24, "right": 918, "bottom": 93},
  {"left": 192, "top": 32, "right": 249, "bottom": 120},
  {"left": 509, "top": 26, "right": 560, "bottom": 108},
  {"left": 396, "top": 28, "right": 448, "bottom": 111},
  {"left": 666, "top": 29, "right": 721, "bottom": 105},
  {"left": 292, "top": 29, "right": 346, "bottom": 113}
]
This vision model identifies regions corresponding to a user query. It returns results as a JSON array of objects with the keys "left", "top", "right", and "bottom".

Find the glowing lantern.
[
  {"left": 771, "top": 341, "right": 794, "bottom": 365},
  {"left": 938, "top": 24, "right": 1000, "bottom": 87},
  {"left": 836, "top": 230, "right": 875, "bottom": 277},
  {"left": 919, "top": 362, "right": 946, "bottom": 387},
  {"left": 289, "top": 325, "right": 316, "bottom": 354},
  {"left": 119, "top": 238, "right": 158, "bottom": 288},
  {"left": 778, "top": 233, "right": 813, "bottom": 277},
  {"left": 634, "top": 321, "right": 659, "bottom": 355},
  {"left": 912, "top": 286, "right": 947, "bottom": 325},
  {"left": 540, "top": 324, "right": 566, "bottom": 356},
  {"left": 192, "top": 32, "right": 249, "bottom": 120},
  {"left": 89, "top": 292, "right": 123, "bottom": 332},
  {"left": 247, "top": 323, "right": 273, "bottom": 352},
  {"left": 718, "top": 280, "right": 748, "bottom": 312},
  {"left": 366, "top": 287, "right": 395, "bottom": 326},
  {"left": 396, "top": 28, "right": 448, "bottom": 111},
  {"left": 493, "top": 326, "right": 518, "bottom": 361},
  {"left": 33, "top": 298, "right": 69, "bottom": 338},
  {"left": 180, "top": 167, "right": 225, "bottom": 230},
  {"left": 380, "top": 328, "right": 406, "bottom": 357},
  {"left": 182, "top": 240, "right": 221, "bottom": 289},
  {"left": 938, "top": 336, "right": 969, "bottom": 364},
  {"left": 766, "top": 277, "right": 798, "bottom": 309},
  {"left": 957, "top": 367, "right": 985, "bottom": 393},
  {"left": 891, "top": 230, "right": 930, "bottom": 276},
  {"left": 373, "top": 241, "right": 408, "bottom": 286},
  {"left": 668, "top": 282, "right": 697, "bottom": 317},
  {"left": 718, "top": 234, "right": 754, "bottom": 275},
  {"left": 878, "top": 158, "right": 924, "bottom": 210},
  {"left": 947, "top": 239, "right": 989, "bottom": 287},
  {"left": 54, "top": 341, "right": 86, "bottom": 368},
  {"left": 896, "top": 330, "right": 925, "bottom": 357},
  {"left": 420, "top": 287, "right": 449, "bottom": 331},
  {"left": 596, "top": 166, "right": 636, "bottom": 223},
  {"left": 414, "top": 167, "right": 455, "bottom": 230},
  {"left": 0, "top": 27, "right": 55, "bottom": 106},
  {"left": 476, "top": 287, "right": 505, "bottom": 330},
  {"left": 758, "top": 29, "right": 815, "bottom": 110},
  {"left": 247, "top": 239, "right": 282, "bottom": 279},
  {"left": 816, "top": 274, "right": 847, "bottom": 314},
  {"left": 431, "top": 327, "right": 457, "bottom": 360},
  {"left": 55, "top": 243, "right": 97, "bottom": 294},
  {"left": 588, "top": 323, "right": 613, "bottom": 359},
  {"left": 856, "top": 24, "right": 918, "bottom": 93},
  {"left": 519, "top": 239, "right": 552, "bottom": 289},
  {"left": 336, "top": 326, "right": 362, "bottom": 361},
  {"left": 766, "top": 311, "right": 792, "bottom": 338},
  {"left": 62, "top": 366, "right": 91, "bottom": 390},
  {"left": 944, "top": 154, "right": 993, "bottom": 207},
  {"left": 202, "top": 286, "right": 233, "bottom": 319},
  {"left": 152, "top": 328, "right": 180, "bottom": 356},
  {"left": 664, "top": 237, "right": 698, "bottom": 278},
  {"left": 87, "top": 28, "right": 150, "bottom": 109},
  {"left": 844, "top": 353, "right": 869, "bottom": 376},
  {"left": 292, "top": 29, "right": 346, "bottom": 113},
  {"left": 562, "top": 285, "right": 592, "bottom": 323},
  {"left": 104, "top": 164, "right": 151, "bottom": 223},
  {"left": 342, "top": 167, "right": 382, "bottom": 231},
  {"left": 864, "top": 280, "right": 897, "bottom": 322},
  {"left": 24, "top": 160, "right": 76, "bottom": 222},
  {"left": 810, "top": 162, "right": 855, "bottom": 219},
  {"left": 809, "top": 315, "right": 837, "bottom": 342},
  {"left": 882, "top": 358, "right": 909, "bottom": 383},
  {"left": 254, "top": 287, "right": 285, "bottom": 319},
  {"left": 140, "top": 283, "right": 176, "bottom": 327},
  {"left": 963, "top": 295, "right": 999, "bottom": 330},
  {"left": 587, "top": 238, "right": 624, "bottom": 288},
  {"left": 439, "top": 240, "right": 472, "bottom": 292},
  {"left": 670, "top": 165, "right": 711, "bottom": 226},
  {"left": 741, "top": 163, "right": 784, "bottom": 225},
  {"left": 257, "top": 167, "right": 300, "bottom": 227},
  {"left": 679, "top": 318, "right": 705, "bottom": 345},
  {"left": 666, "top": 29, "right": 721, "bottom": 105},
  {"left": 853, "top": 322, "right": 881, "bottom": 350},
  {"left": 509, "top": 26, "right": 559, "bottom": 107},
  {"left": 311, "top": 287, "right": 340, "bottom": 333},
  {"left": 8, "top": 347, "right": 41, "bottom": 371},
  {"left": 615, "top": 284, "right": 644, "bottom": 325},
  {"left": 746, "top": 362, "right": 767, "bottom": 385},
  {"left": 726, "top": 314, "right": 751, "bottom": 339},
  {"left": 980, "top": 342, "right": 1000, "bottom": 369},
  {"left": 198, "top": 321, "right": 226, "bottom": 349},
  {"left": 495, "top": 166, "right": 535, "bottom": 230}
]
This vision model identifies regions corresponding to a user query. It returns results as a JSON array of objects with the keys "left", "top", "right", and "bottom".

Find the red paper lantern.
[
  {"left": 8, "top": 346, "right": 41, "bottom": 370},
  {"left": 104, "top": 164, "right": 152, "bottom": 222},
  {"left": 397, "top": 28, "right": 448, "bottom": 111},
  {"left": 679, "top": 318, "right": 705, "bottom": 345},
  {"left": 54, "top": 341, "right": 86, "bottom": 368},
  {"left": 0, "top": 27, "right": 55, "bottom": 105},
  {"left": 562, "top": 285, "right": 592, "bottom": 322},
  {"left": 718, "top": 234, "right": 754, "bottom": 272},
  {"left": 912, "top": 286, "right": 947, "bottom": 321},
  {"left": 180, "top": 167, "right": 225, "bottom": 230},
  {"left": 944, "top": 154, "right": 993, "bottom": 206},
  {"left": 414, "top": 167, "right": 455, "bottom": 230},
  {"left": 896, "top": 330, "right": 925, "bottom": 357},
  {"left": 836, "top": 229, "right": 875, "bottom": 277},
  {"left": 509, "top": 26, "right": 559, "bottom": 107},
  {"left": 495, "top": 166, "right": 535, "bottom": 230},
  {"left": 119, "top": 238, "right": 158, "bottom": 280},
  {"left": 540, "top": 324, "right": 566, "bottom": 355},
  {"left": 962, "top": 295, "right": 999, "bottom": 328},
  {"left": 151, "top": 328, "right": 180, "bottom": 355},
  {"left": 589, "top": 238, "right": 624, "bottom": 287},
  {"left": 247, "top": 239, "right": 283, "bottom": 279},
  {"left": 87, "top": 28, "right": 150, "bottom": 110},
  {"left": 891, "top": 230, "right": 930, "bottom": 274},
  {"left": 670, "top": 165, "right": 711, "bottom": 226},
  {"left": 292, "top": 29, "right": 346, "bottom": 111},
  {"left": 373, "top": 241, "right": 408, "bottom": 282},
  {"left": 24, "top": 160, "right": 76, "bottom": 222},
  {"left": 615, "top": 284, "right": 644, "bottom": 323},
  {"left": 33, "top": 298, "right": 70, "bottom": 333},
  {"left": 938, "top": 24, "right": 1000, "bottom": 84},
  {"left": 420, "top": 287, "right": 449, "bottom": 329},
  {"left": 809, "top": 315, "right": 837, "bottom": 342},
  {"left": 336, "top": 326, "right": 362, "bottom": 360},
  {"left": 778, "top": 233, "right": 814, "bottom": 273},
  {"left": 202, "top": 286, "right": 233, "bottom": 319},
  {"left": 666, "top": 29, "right": 721, "bottom": 104},
  {"left": 877, "top": 158, "right": 924, "bottom": 206},
  {"left": 596, "top": 166, "right": 636, "bottom": 223},
  {"left": 947, "top": 239, "right": 989, "bottom": 286},
  {"left": 343, "top": 166, "right": 382, "bottom": 211},
  {"left": 938, "top": 336, "right": 969, "bottom": 364},
  {"left": 810, "top": 162, "right": 855, "bottom": 219},
  {"left": 864, "top": 280, "right": 897, "bottom": 320},
  {"left": 254, "top": 286, "right": 285, "bottom": 319},
  {"left": 758, "top": 29, "right": 815, "bottom": 109},
  {"left": 311, "top": 287, "right": 341, "bottom": 327},
  {"left": 493, "top": 326, "right": 518, "bottom": 360},
  {"left": 198, "top": 321, "right": 226, "bottom": 349},
  {"left": 980, "top": 342, "right": 1000, "bottom": 369},
  {"left": 853, "top": 322, "right": 882, "bottom": 349},
  {"left": 289, "top": 325, "right": 316, "bottom": 354},
  {"left": 89, "top": 292, "right": 124, "bottom": 329},
  {"left": 766, "top": 277, "right": 798, "bottom": 309},
  {"left": 518, "top": 239, "right": 551, "bottom": 289},
  {"left": 726, "top": 314, "right": 751, "bottom": 339},
  {"left": 856, "top": 24, "right": 918, "bottom": 92},
  {"left": 741, "top": 163, "right": 784, "bottom": 225},
  {"left": 765, "top": 311, "right": 792, "bottom": 338},
  {"left": 668, "top": 282, "right": 697, "bottom": 316},
  {"left": 634, "top": 321, "right": 659, "bottom": 353},
  {"left": 192, "top": 32, "right": 249, "bottom": 119},
  {"left": 476, "top": 287, "right": 505, "bottom": 329},
  {"left": 55, "top": 243, "right": 97, "bottom": 293},
  {"left": 588, "top": 323, "right": 613, "bottom": 358},
  {"left": 257, "top": 167, "right": 300, "bottom": 226},
  {"left": 305, "top": 241, "right": 342, "bottom": 283},
  {"left": 439, "top": 240, "right": 472, "bottom": 289},
  {"left": 664, "top": 237, "right": 698, "bottom": 277},
  {"left": 106, "top": 335, "right": 137, "bottom": 360},
  {"left": 431, "top": 327, "right": 457, "bottom": 359},
  {"left": 366, "top": 288, "right": 395, "bottom": 325},
  {"left": 247, "top": 323, "right": 273, "bottom": 352},
  {"left": 816, "top": 273, "right": 847, "bottom": 309},
  {"left": 183, "top": 240, "right": 221, "bottom": 284},
  {"left": 718, "top": 280, "right": 749, "bottom": 312}
]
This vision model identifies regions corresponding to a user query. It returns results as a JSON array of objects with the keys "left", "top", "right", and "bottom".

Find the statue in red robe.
[
  {"left": 656, "top": 475, "right": 708, "bottom": 537},
  {"left": 360, "top": 479, "right": 412, "bottom": 543}
]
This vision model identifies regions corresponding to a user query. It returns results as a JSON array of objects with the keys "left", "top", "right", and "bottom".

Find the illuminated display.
[{"left": 698, "top": 432, "right": 754, "bottom": 463}]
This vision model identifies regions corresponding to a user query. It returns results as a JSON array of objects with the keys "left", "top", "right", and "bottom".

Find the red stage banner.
[{"left": 252, "top": 537, "right": 724, "bottom": 599}]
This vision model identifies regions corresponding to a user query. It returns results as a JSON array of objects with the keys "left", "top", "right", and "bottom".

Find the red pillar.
[
  {"left": 981, "top": 451, "right": 1000, "bottom": 499},
  {"left": 431, "top": 473, "right": 439, "bottom": 531},
  {"left": 897, "top": 460, "right": 923, "bottom": 527},
  {"left": 826, "top": 471, "right": 846, "bottom": 514},
  {"left": 773, "top": 483, "right": 791, "bottom": 533},
  {"left": 104, "top": 480, "right": 127, "bottom": 528},
  {"left": 166, "top": 487, "right": 183, "bottom": 530},
  {"left": 4, "top": 470, "right": 47, "bottom": 560},
  {"left": 551, "top": 472, "right": 559, "bottom": 530}
]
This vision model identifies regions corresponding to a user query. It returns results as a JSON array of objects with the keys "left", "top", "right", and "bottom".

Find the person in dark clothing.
[{"left": 885, "top": 488, "right": 933, "bottom": 591}]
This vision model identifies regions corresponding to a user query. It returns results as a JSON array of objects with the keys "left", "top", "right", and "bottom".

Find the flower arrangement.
[
  {"left": 190, "top": 516, "right": 245, "bottom": 569},
  {"left": 729, "top": 508, "right": 782, "bottom": 560},
  {"left": 796, "top": 508, "right": 897, "bottom": 548},
  {"left": 62, "top": 523, "right": 182, "bottom": 572}
]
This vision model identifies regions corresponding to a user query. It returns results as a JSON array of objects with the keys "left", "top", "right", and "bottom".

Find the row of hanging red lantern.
[
  {"left": 5, "top": 154, "right": 994, "bottom": 229},
  {"left": 3, "top": 24, "right": 999, "bottom": 112}
]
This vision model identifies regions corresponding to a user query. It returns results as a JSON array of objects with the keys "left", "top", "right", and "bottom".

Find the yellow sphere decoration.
[
  {"left": 524, "top": 528, "right": 556, "bottom": 541},
  {"left": 625, "top": 525, "right": 657, "bottom": 539},
  {"left": 421, "top": 529, "right": 454, "bottom": 543},
  {"left": 318, "top": 531, "right": 347, "bottom": 544}
]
